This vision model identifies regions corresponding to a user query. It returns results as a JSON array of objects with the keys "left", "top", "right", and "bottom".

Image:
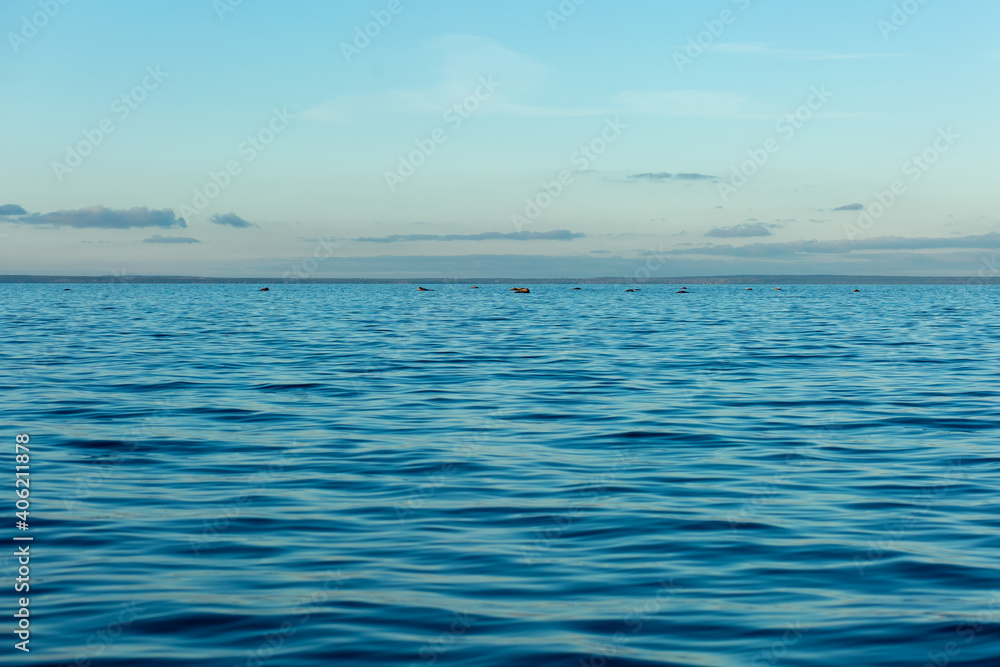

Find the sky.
[{"left": 1, "top": 0, "right": 998, "bottom": 278}]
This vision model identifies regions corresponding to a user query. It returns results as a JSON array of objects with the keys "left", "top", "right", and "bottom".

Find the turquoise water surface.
[{"left": 2, "top": 283, "right": 998, "bottom": 666}]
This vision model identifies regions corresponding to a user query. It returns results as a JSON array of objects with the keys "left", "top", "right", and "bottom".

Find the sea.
[{"left": 1, "top": 283, "right": 997, "bottom": 666}]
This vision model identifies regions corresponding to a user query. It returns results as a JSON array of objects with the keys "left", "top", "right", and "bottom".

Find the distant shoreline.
[{"left": 1, "top": 275, "right": 998, "bottom": 285}]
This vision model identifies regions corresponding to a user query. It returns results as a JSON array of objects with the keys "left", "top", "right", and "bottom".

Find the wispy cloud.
[
  {"left": 0, "top": 204, "right": 27, "bottom": 216},
  {"left": 705, "top": 223, "right": 780, "bottom": 238},
  {"left": 709, "top": 42, "right": 907, "bottom": 61},
  {"left": 629, "top": 172, "right": 716, "bottom": 182},
  {"left": 305, "top": 34, "right": 758, "bottom": 123},
  {"left": 210, "top": 212, "right": 256, "bottom": 229},
  {"left": 615, "top": 90, "right": 749, "bottom": 118},
  {"left": 354, "top": 230, "right": 585, "bottom": 243},
  {"left": 144, "top": 235, "right": 200, "bottom": 244},
  {"left": 674, "top": 233, "right": 1000, "bottom": 258},
  {"left": 17, "top": 206, "right": 186, "bottom": 229},
  {"left": 491, "top": 103, "right": 610, "bottom": 118},
  {"left": 833, "top": 203, "right": 864, "bottom": 211},
  {"left": 305, "top": 34, "right": 552, "bottom": 122}
]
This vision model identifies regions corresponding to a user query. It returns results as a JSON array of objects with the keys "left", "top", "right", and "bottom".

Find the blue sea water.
[{"left": 1, "top": 283, "right": 998, "bottom": 667}]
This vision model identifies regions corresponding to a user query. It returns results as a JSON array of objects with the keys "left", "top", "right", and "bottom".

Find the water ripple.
[{"left": 1, "top": 284, "right": 997, "bottom": 666}]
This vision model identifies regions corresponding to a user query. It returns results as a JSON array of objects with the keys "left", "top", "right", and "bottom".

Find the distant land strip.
[{"left": 1, "top": 275, "right": 998, "bottom": 285}]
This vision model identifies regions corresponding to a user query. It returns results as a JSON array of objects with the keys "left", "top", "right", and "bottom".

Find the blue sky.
[{"left": 1, "top": 0, "right": 998, "bottom": 277}]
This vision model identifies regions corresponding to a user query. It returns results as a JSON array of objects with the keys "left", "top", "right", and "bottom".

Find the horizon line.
[{"left": 1, "top": 275, "right": 998, "bottom": 285}]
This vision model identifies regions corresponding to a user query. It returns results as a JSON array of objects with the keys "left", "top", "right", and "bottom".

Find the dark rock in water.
[
  {"left": 676, "top": 290, "right": 690, "bottom": 294},
  {"left": 854, "top": 289, "right": 861, "bottom": 293},
  {"left": 471, "top": 286, "right": 479, "bottom": 289},
  {"left": 64, "top": 288, "right": 71, "bottom": 291},
  {"left": 746, "top": 288, "right": 753, "bottom": 291},
  {"left": 572, "top": 287, "right": 582, "bottom": 290},
  {"left": 510, "top": 288, "right": 530, "bottom": 294},
  {"left": 417, "top": 287, "right": 434, "bottom": 291},
  {"left": 259, "top": 287, "right": 270, "bottom": 291},
  {"left": 625, "top": 289, "right": 634, "bottom": 292}
]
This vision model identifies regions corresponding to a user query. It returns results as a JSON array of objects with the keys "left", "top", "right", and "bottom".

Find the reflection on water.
[{"left": 1, "top": 283, "right": 998, "bottom": 666}]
